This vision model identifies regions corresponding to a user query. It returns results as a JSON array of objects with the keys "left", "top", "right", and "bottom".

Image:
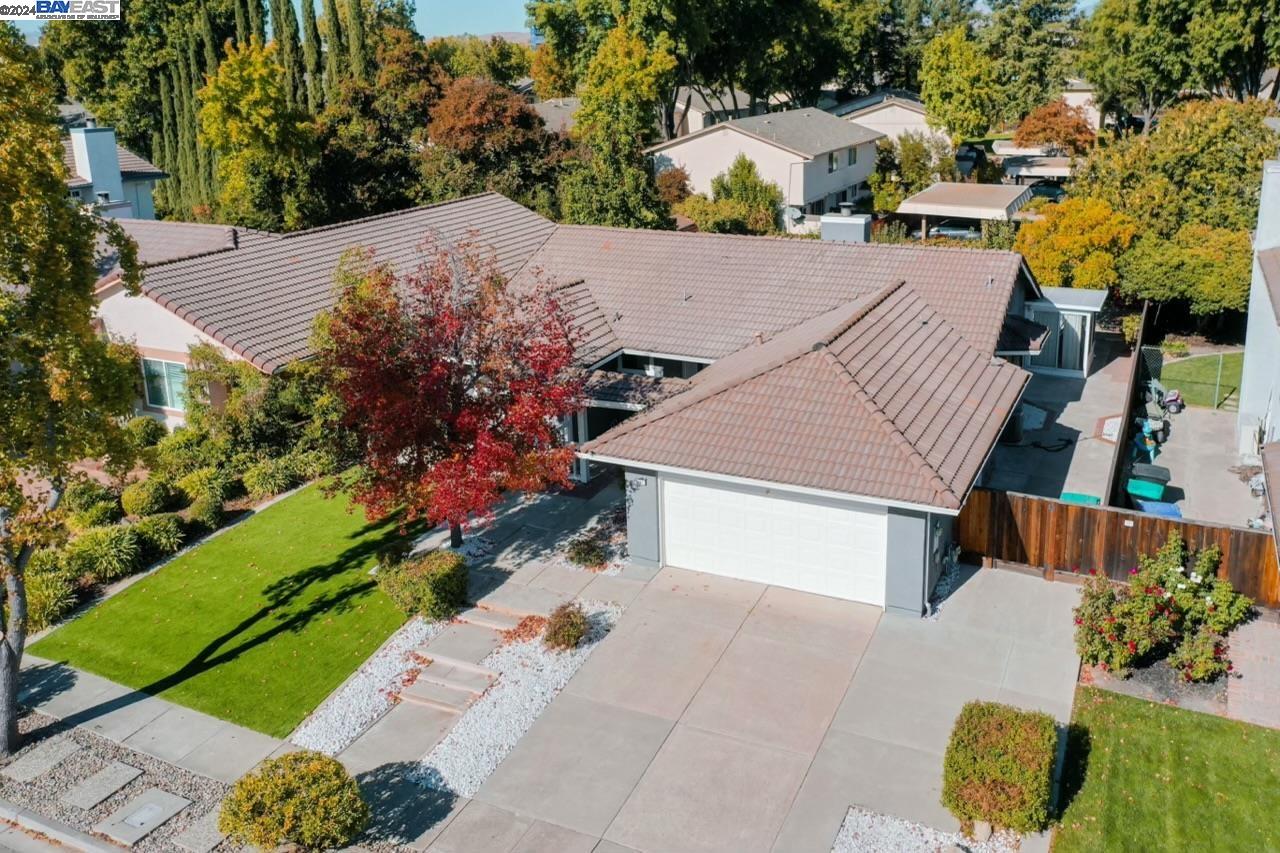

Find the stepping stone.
[
  {"left": 60, "top": 760, "right": 142, "bottom": 809},
  {"left": 398, "top": 679, "right": 476, "bottom": 715},
  {"left": 415, "top": 660, "right": 495, "bottom": 695},
  {"left": 456, "top": 606, "right": 523, "bottom": 632},
  {"left": 171, "top": 808, "right": 223, "bottom": 853},
  {"left": 420, "top": 622, "right": 503, "bottom": 666},
  {"left": 474, "top": 584, "right": 570, "bottom": 619},
  {"left": 92, "top": 789, "right": 191, "bottom": 846},
  {"left": 1, "top": 737, "right": 82, "bottom": 783}
]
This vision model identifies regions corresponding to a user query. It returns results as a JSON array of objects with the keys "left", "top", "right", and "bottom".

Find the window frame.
[
  {"left": 847, "top": 146, "right": 857, "bottom": 166},
  {"left": 140, "top": 358, "right": 188, "bottom": 412},
  {"left": 827, "top": 151, "right": 838, "bottom": 173}
]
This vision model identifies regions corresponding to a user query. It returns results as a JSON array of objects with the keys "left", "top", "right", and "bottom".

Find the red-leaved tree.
[{"left": 317, "top": 240, "right": 582, "bottom": 547}]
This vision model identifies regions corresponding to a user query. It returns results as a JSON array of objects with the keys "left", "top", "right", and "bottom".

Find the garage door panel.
[{"left": 661, "top": 477, "right": 887, "bottom": 606}]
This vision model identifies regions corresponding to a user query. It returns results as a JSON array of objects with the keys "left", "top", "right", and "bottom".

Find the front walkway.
[
  {"left": 1227, "top": 616, "right": 1280, "bottom": 730},
  {"left": 390, "top": 566, "right": 1079, "bottom": 853}
]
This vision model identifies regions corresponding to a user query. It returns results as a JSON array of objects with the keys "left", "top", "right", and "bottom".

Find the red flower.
[
  {"left": 1127, "top": 641, "right": 1137, "bottom": 653},
  {"left": 1107, "top": 633, "right": 1117, "bottom": 642},
  {"left": 1227, "top": 663, "right": 1234, "bottom": 672},
  {"left": 1129, "top": 567, "right": 1139, "bottom": 575},
  {"left": 1074, "top": 617, "right": 1082, "bottom": 625}
]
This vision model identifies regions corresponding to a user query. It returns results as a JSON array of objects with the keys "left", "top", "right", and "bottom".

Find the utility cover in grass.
[{"left": 31, "top": 483, "right": 422, "bottom": 737}]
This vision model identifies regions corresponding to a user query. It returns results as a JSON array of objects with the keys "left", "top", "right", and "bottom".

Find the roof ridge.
[
  {"left": 274, "top": 192, "right": 519, "bottom": 239},
  {"left": 813, "top": 279, "right": 906, "bottom": 348}
]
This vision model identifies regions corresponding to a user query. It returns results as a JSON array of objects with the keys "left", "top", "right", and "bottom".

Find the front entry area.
[{"left": 660, "top": 476, "right": 889, "bottom": 606}]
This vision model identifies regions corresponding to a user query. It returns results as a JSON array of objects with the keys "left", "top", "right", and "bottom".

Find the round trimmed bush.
[
  {"left": 376, "top": 550, "right": 468, "bottom": 620},
  {"left": 187, "top": 495, "right": 225, "bottom": 532},
  {"left": 125, "top": 415, "right": 167, "bottom": 448},
  {"left": 544, "top": 602, "right": 589, "bottom": 650},
  {"left": 242, "top": 457, "right": 300, "bottom": 501},
  {"left": 61, "top": 477, "right": 117, "bottom": 513},
  {"left": 66, "top": 500, "right": 123, "bottom": 534},
  {"left": 64, "top": 525, "right": 140, "bottom": 583},
  {"left": 121, "top": 478, "right": 175, "bottom": 517},
  {"left": 219, "top": 750, "right": 369, "bottom": 851},
  {"left": 133, "top": 513, "right": 185, "bottom": 562},
  {"left": 152, "top": 428, "right": 210, "bottom": 479},
  {"left": 176, "top": 466, "right": 228, "bottom": 504}
]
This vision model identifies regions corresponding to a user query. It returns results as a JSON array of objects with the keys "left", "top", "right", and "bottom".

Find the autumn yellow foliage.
[{"left": 1014, "top": 197, "right": 1137, "bottom": 290}]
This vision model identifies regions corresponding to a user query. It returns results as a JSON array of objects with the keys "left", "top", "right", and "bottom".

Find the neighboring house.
[
  {"left": 648, "top": 109, "right": 883, "bottom": 230},
  {"left": 1062, "top": 78, "right": 1101, "bottom": 131},
  {"left": 672, "top": 86, "right": 760, "bottom": 136},
  {"left": 100, "top": 191, "right": 1074, "bottom": 615},
  {"left": 1238, "top": 159, "right": 1280, "bottom": 459},
  {"left": 829, "top": 89, "right": 942, "bottom": 143},
  {"left": 62, "top": 124, "right": 165, "bottom": 220},
  {"left": 530, "top": 97, "right": 580, "bottom": 134}
]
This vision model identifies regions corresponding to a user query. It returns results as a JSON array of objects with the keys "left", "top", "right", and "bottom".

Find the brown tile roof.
[
  {"left": 1258, "top": 247, "right": 1280, "bottom": 327},
  {"left": 95, "top": 219, "right": 250, "bottom": 284},
  {"left": 997, "top": 314, "right": 1049, "bottom": 354},
  {"left": 139, "top": 193, "right": 556, "bottom": 373},
  {"left": 582, "top": 281, "right": 1027, "bottom": 509},
  {"left": 582, "top": 370, "right": 689, "bottom": 408},
  {"left": 516, "top": 225, "right": 1031, "bottom": 360},
  {"left": 61, "top": 137, "right": 165, "bottom": 184}
]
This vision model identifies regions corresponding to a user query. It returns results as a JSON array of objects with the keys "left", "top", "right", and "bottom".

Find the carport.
[{"left": 897, "top": 182, "right": 1033, "bottom": 239}]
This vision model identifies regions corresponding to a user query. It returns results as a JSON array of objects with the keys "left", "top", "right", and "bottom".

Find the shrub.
[
  {"left": 1072, "top": 532, "right": 1252, "bottom": 680},
  {"left": 242, "top": 457, "right": 299, "bottom": 501},
  {"left": 64, "top": 525, "right": 140, "bottom": 583},
  {"left": 66, "top": 500, "right": 123, "bottom": 534},
  {"left": 219, "top": 750, "right": 369, "bottom": 851},
  {"left": 152, "top": 427, "right": 211, "bottom": 479},
  {"left": 133, "top": 513, "right": 185, "bottom": 562},
  {"left": 566, "top": 535, "right": 607, "bottom": 567},
  {"left": 187, "top": 495, "right": 225, "bottom": 532},
  {"left": 544, "top": 602, "right": 588, "bottom": 650},
  {"left": 1120, "top": 313, "right": 1143, "bottom": 346},
  {"left": 288, "top": 448, "right": 337, "bottom": 480},
  {"left": 375, "top": 539, "right": 413, "bottom": 573},
  {"left": 1167, "top": 625, "right": 1232, "bottom": 682},
  {"left": 61, "top": 476, "right": 117, "bottom": 513},
  {"left": 125, "top": 415, "right": 167, "bottom": 448},
  {"left": 23, "top": 550, "right": 79, "bottom": 632},
  {"left": 376, "top": 550, "right": 468, "bottom": 620},
  {"left": 121, "top": 478, "right": 175, "bottom": 517},
  {"left": 941, "top": 701, "right": 1057, "bottom": 833},
  {"left": 176, "top": 466, "right": 228, "bottom": 504},
  {"left": 1160, "top": 338, "right": 1190, "bottom": 359}
]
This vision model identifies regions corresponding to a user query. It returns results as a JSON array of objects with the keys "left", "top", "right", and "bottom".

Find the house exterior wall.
[
  {"left": 846, "top": 104, "right": 936, "bottom": 142},
  {"left": 624, "top": 469, "right": 662, "bottom": 568},
  {"left": 1239, "top": 163, "right": 1280, "bottom": 458},
  {"left": 653, "top": 128, "right": 805, "bottom": 204},
  {"left": 796, "top": 141, "right": 876, "bottom": 210},
  {"left": 69, "top": 127, "right": 123, "bottom": 202},
  {"left": 1062, "top": 88, "right": 1101, "bottom": 130},
  {"left": 122, "top": 178, "right": 157, "bottom": 220}
]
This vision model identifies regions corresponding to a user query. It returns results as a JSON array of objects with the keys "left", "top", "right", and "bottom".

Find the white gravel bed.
[
  {"left": 831, "top": 806, "right": 1021, "bottom": 853},
  {"left": 549, "top": 505, "right": 628, "bottom": 576},
  {"left": 413, "top": 600, "right": 622, "bottom": 797},
  {"left": 2, "top": 711, "right": 229, "bottom": 853},
  {"left": 290, "top": 616, "right": 446, "bottom": 754}
]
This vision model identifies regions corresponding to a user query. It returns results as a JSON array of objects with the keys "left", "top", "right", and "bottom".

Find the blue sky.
[{"left": 416, "top": 0, "right": 530, "bottom": 38}]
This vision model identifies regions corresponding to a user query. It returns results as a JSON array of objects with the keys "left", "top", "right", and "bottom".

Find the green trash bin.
[
  {"left": 1059, "top": 492, "right": 1102, "bottom": 506},
  {"left": 1126, "top": 478, "right": 1165, "bottom": 501}
]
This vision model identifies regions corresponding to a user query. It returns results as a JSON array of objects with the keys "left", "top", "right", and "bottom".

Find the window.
[
  {"left": 847, "top": 147, "right": 857, "bottom": 166},
  {"left": 141, "top": 359, "right": 187, "bottom": 411},
  {"left": 95, "top": 191, "right": 110, "bottom": 203},
  {"left": 827, "top": 151, "right": 838, "bottom": 173}
]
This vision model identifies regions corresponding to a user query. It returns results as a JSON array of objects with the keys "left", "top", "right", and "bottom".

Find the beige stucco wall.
[{"left": 846, "top": 104, "right": 940, "bottom": 143}]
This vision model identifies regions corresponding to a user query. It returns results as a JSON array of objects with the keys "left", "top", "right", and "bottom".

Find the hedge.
[
  {"left": 941, "top": 701, "right": 1058, "bottom": 833},
  {"left": 376, "top": 550, "right": 468, "bottom": 620}
]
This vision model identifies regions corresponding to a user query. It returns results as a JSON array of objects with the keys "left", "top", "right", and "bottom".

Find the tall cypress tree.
[
  {"left": 345, "top": 0, "right": 368, "bottom": 83},
  {"left": 300, "top": 0, "right": 323, "bottom": 111},
  {"left": 278, "top": 0, "right": 306, "bottom": 109},
  {"left": 198, "top": 2, "right": 219, "bottom": 74},
  {"left": 187, "top": 36, "right": 213, "bottom": 211},
  {"left": 158, "top": 71, "right": 179, "bottom": 210},
  {"left": 173, "top": 60, "right": 197, "bottom": 214},
  {"left": 247, "top": 0, "right": 265, "bottom": 45},
  {"left": 233, "top": 0, "right": 247, "bottom": 46},
  {"left": 322, "top": 0, "right": 345, "bottom": 102}
]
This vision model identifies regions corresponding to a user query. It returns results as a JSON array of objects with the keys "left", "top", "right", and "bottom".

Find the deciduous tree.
[
  {"left": 316, "top": 242, "right": 583, "bottom": 548},
  {"left": 1013, "top": 99, "right": 1095, "bottom": 154},
  {"left": 1078, "top": 0, "right": 1189, "bottom": 133},
  {"left": 978, "top": 0, "right": 1077, "bottom": 124},
  {"left": 920, "top": 26, "right": 999, "bottom": 142},
  {"left": 0, "top": 27, "right": 140, "bottom": 756},
  {"left": 1118, "top": 225, "right": 1253, "bottom": 317},
  {"left": 867, "top": 131, "right": 956, "bottom": 212},
  {"left": 1013, "top": 197, "right": 1138, "bottom": 290}
]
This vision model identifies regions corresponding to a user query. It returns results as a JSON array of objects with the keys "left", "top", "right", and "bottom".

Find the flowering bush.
[{"left": 1072, "top": 532, "right": 1252, "bottom": 681}]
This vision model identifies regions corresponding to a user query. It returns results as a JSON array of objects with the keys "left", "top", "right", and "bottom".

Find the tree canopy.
[
  {"left": 1013, "top": 99, "right": 1095, "bottom": 154},
  {"left": 920, "top": 26, "right": 998, "bottom": 142},
  {"left": 1013, "top": 197, "right": 1138, "bottom": 290}
]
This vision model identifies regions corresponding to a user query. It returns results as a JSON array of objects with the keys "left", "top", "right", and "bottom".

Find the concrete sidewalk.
[{"left": 18, "top": 657, "right": 283, "bottom": 784}]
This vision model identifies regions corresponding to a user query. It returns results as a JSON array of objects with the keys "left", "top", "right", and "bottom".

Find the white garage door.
[{"left": 661, "top": 477, "right": 888, "bottom": 606}]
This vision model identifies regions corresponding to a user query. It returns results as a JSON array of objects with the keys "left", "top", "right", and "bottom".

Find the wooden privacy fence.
[{"left": 957, "top": 488, "right": 1280, "bottom": 609}]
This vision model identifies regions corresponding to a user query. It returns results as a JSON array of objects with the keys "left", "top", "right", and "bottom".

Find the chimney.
[
  {"left": 819, "top": 209, "right": 873, "bottom": 243},
  {"left": 838, "top": 202, "right": 854, "bottom": 216},
  {"left": 69, "top": 126, "right": 124, "bottom": 204}
]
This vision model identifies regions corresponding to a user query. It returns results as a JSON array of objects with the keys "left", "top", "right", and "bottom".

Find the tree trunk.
[
  {"left": 0, "top": 641, "right": 18, "bottom": 758},
  {"left": 450, "top": 522, "right": 463, "bottom": 549},
  {"left": 0, "top": 557, "right": 29, "bottom": 760}
]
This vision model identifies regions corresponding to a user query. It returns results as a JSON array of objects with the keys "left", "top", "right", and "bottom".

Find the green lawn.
[
  {"left": 1056, "top": 687, "right": 1280, "bottom": 853},
  {"left": 1160, "top": 351, "right": 1244, "bottom": 408},
  {"left": 31, "top": 482, "right": 418, "bottom": 737}
]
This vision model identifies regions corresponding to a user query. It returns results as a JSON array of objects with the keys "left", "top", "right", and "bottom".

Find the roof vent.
[{"left": 985, "top": 275, "right": 994, "bottom": 288}]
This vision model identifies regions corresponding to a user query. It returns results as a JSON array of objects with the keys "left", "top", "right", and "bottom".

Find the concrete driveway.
[{"left": 415, "top": 566, "right": 1080, "bottom": 853}]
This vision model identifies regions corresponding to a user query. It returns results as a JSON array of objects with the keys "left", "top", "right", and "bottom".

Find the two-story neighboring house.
[
  {"left": 62, "top": 124, "right": 165, "bottom": 220},
  {"left": 828, "top": 89, "right": 943, "bottom": 143},
  {"left": 648, "top": 109, "right": 883, "bottom": 231},
  {"left": 1239, "top": 158, "right": 1280, "bottom": 459}
]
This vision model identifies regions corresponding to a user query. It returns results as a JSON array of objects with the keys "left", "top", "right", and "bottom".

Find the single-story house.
[
  {"left": 99, "top": 192, "right": 1073, "bottom": 615},
  {"left": 530, "top": 97, "right": 579, "bottom": 134},
  {"left": 1003, "top": 155, "right": 1074, "bottom": 183},
  {"left": 672, "top": 86, "right": 761, "bottom": 136},
  {"left": 648, "top": 109, "right": 883, "bottom": 230},
  {"left": 63, "top": 125, "right": 165, "bottom": 220},
  {"left": 828, "top": 89, "right": 943, "bottom": 143},
  {"left": 1239, "top": 159, "right": 1280, "bottom": 459}
]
